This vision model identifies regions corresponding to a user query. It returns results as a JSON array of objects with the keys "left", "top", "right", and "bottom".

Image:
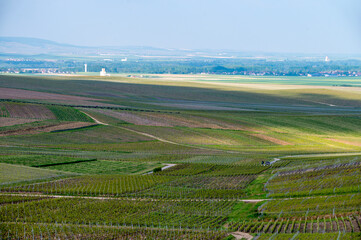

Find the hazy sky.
[{"left": 0, "top": 0, "right": 361, "bottom": 54}]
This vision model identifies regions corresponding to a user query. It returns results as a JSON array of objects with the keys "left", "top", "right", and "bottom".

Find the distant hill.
[
  {"left": 0, "top": 37, "right": 89, "bottom": 55},
  {"left": 0, "top": 36, "right": 193, "bottom": 57},
  {"left": 1, "top": 36, "right": 343, "bottom": 60},
  {"left": 0, "top": 37, "right": 74, "bottom": 47}
]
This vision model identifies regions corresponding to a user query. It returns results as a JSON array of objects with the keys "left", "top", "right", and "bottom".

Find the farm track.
[
  {"left": 0, "top": 193, "right": 267, "bottom": 203},
  {"left": 230, "top": 231, "right": 254, "bottom": 240},
  {"left": 82, "top": 111, "right": 241, "bottom": 154},
  {"left": 1, "top": 192, "right": 354, "bottom": 203},
  {"left": 81, "top": 111, "right": 109, "bottom": 125}
]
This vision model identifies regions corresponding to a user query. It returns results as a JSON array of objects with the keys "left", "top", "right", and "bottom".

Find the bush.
[{"left": 153, "top": 167, "right": 162, "bottom": 173}]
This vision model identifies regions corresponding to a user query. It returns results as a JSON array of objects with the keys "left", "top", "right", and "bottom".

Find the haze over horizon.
[{"left": 0, "top": 0, "right": 361, "bottom": 54}]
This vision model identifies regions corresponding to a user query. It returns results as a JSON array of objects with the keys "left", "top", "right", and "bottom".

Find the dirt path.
[
  {"left": 305, "top": 100, "right": 337, "bottom": 107},
  {"left": 230, "top": 231, "right": 254, "bottom": 240},
  {"left": 0, "top": 192, "right": 268, "bottom": 202},
  {"left": 81, "top": 111, "right": 109, "bottom": 125}
]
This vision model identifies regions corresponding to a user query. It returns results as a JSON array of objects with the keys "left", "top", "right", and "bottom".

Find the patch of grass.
[
  {"left": 227, "top": 201, "right": 264, "bottom": 222},
  {"left": 0, "top": 154, "right": 91, "bottom": 167},
  {"left": 0, "top": 162, "right": 72, "bottom": 185},
  {"left": 244, "top": 173, "right": 270, "bottom": 198}
]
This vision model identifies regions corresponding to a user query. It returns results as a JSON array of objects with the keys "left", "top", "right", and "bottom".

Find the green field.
[
  {"left": 0, "top": 163, "right": 74, "bottom": 185},
  {"left": 1, "top": 74, "right": 361, "bottom": 239}
]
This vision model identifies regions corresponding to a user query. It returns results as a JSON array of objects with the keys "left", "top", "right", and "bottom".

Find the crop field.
[
  {"left": 0, "top": 222, "right": 228, "bottom": 239},
  {"left": 0, "top": 163, "right": 75, "bottom": 185},
  {"left": 0, "top": 117, "right": 38, "bottom": 127},
  {"left": 1, "top": 102, "right": 56, "bottom": 119},
  {"left": 266, "top": 163, "right": 361, "bottom": 198},
  {"left": 1, "top": 74, "right": 361, "bottom": 239}
]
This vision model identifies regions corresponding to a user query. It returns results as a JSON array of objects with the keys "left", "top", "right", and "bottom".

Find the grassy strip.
[{"left": 245, "top": 173, "right": 270, "bottom": 199}]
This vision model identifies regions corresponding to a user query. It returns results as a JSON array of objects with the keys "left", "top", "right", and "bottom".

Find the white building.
[
  {"left": 84, "top": 64, "right": 87, "bottom": 72},
  {"left": 325, "top": 56, "right": 330, "bottom": 62},
  {"left": 100, "top": 68, "right": 107, "bottom": 76},
  {"left": 121, "top": 57, "right": 128, "bottom": 62}
]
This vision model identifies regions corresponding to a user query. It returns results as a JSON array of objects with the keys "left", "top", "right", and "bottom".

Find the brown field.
[
  {"left": 0, "top": 87, "right": 101, "bottom": 103},
  {"left": 0, "top": 117, "right": 38, "bottom": 127},
  {"left": 251, "top": 133, "right": 292, "bottom": 145},
  {"left": 0, "top": 121, "right": 96, "bottom": 136},
  {"left": 3, "top": 103, "right": 56, "bottom": 119}
]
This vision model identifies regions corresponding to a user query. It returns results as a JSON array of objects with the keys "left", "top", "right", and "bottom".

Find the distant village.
[
  {"left": 1, "top": 56, "right": 361, "bottom": 77},
  {"left": 2, "top": 67, "right": 361, "bottom": 78}
]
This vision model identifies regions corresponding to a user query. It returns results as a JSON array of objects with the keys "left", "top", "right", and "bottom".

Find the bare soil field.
[
  {"left": 251, "top": 133, "right": 292, "bottom": 145},
  {"left": 3, "top": 103, "right": 56, "bottom": 119},
  {"left": 0, "top": 117, "right": 38, "bottom": 127},
  {"left": 0, "top": 121, "right": 95, "bottom": 136},
  {"left": 0, "top": 87, "right": 99, "bottom": 102},
  {"left": 328, "top": 138, "right": 361, "bottom": 147}
]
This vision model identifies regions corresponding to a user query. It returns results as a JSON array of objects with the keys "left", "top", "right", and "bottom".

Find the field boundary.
[{"left": 0, "top": 193, "right": 267, "bottom": 202}]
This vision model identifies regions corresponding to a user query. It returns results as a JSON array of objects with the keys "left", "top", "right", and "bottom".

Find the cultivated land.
[{"left": 0, "top": 74, "right": 361, "bottom": 239}]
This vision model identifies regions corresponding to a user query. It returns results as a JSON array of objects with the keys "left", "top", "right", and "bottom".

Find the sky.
[{"left": 0, "top": 0, "right": 361, "bottom": 54}]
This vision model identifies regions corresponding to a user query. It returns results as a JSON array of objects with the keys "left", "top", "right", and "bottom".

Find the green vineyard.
[{"left": 1, "top": 74, "right": 361, "bottom": 239}]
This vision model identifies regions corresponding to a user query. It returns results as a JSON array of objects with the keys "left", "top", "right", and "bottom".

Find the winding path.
[{"left": 82, "top": 110, "right": 239, "bottom": 154}]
